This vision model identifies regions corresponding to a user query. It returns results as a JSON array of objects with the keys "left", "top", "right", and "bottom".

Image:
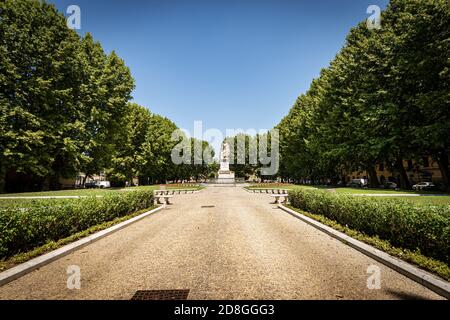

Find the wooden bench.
[
  {"left": 154, "top": 195, "right": 173, "bottom": 205},
  {"left": 270, "top": 194, "right": 289, "bottom": 204}
]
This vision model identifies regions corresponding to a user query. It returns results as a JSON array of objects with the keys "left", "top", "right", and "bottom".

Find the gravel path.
[{"left": 0, "top": 186, "right": 444, "bottom": 300}]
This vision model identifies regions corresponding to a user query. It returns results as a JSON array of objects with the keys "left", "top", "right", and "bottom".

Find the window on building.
[{"left": 423, "top": 157, "right": 430, "bottom": 168}]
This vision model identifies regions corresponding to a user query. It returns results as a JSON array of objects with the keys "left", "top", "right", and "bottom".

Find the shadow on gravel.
[{"left": 385, "top": 288, "right": 430, "bottom": 300}]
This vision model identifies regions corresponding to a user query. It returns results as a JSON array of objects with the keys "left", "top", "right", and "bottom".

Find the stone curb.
[
  {"left": 278, "top": 204, "right": 450, "bottom": 299},
  {"left": 0, "top": 206, "right": 165, "bottom": 287}
]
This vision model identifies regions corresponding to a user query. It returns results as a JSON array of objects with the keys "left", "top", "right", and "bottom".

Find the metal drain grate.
[
  {"left": 201, "top": 205, "right": 215, "bottom": 208},
  {"left": 131, "top": 289, "right": 190, "bottom": 300}
]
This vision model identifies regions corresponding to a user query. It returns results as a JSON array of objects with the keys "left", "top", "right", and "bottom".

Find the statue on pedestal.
[
  {"left": 217, "top": 141, "right": 235, "bottom": 183},
  {"left": 220, "top": 142, "right": 231, "bottom": 172}
]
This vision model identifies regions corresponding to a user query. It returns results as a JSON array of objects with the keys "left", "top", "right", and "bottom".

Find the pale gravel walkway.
[{"left": 0, "top": 187, "right": 444, "bottom": 300}]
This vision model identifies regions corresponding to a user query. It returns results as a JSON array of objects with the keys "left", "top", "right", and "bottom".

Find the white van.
[{"left": 97, "top": 181, "right": 111, "bottom": 189}]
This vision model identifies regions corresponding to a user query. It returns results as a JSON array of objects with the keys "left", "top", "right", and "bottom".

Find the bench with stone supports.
[
  {"left": 154, "top": 190, "right": 175, "bottom": 196},
  {"left": 270, "top": 194, "right": 289, "bottom": 204},
  {"left": 154, "top": 194, "right": 173, "bottom": 205},
  {"left": 249, "top": 188, "right": 289, "bottom": 195},
  {"left": 154, "top": 189, "right": 197, "bottom": 196},
  {"left": 153, "top": 188, "right": 200, "bottom": 205}
]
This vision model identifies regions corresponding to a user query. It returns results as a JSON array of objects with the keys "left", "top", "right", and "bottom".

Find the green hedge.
[
  {"left": 289, "top": 189, "right": 450, "bottom": 265},
  {"left": 0, "top": 191, "right": 154, "bottom": 259}
]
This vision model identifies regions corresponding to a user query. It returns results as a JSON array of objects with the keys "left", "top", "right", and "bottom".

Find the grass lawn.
[
  {"left": 248, "top": 184, "right": 450, "bottom": 206},
  {"left": 0, "top": 188, "right": 122, "bottom": 197},
  {"left": 0, "top": 184, "right": 203, "bottom": 209},
  {"left": 132, "top": 185, "right": 202, "bottom": 191},
  {"left": 0, "top": 184, "right": 202, "bottom": 198},
  {"left": 328, "top": 187, "right": 447, "bottom": 195},
  {"left": 249, "top": 183, "right": 448, "bottom": 195}
]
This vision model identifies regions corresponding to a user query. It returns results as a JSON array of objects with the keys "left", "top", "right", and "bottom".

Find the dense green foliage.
[
  {"left": 224, "top": 132, "right": 278, "bottom": 180},
  {"left": 108, "top": 103, "right": 216, "bottom": 185},
  {"left": 289, "top": 189, "right": 450, "bottom": 264},
  {"left": 0, "top": 0, "right": 215, "bottom": 192},
  {"left": 0, "top": 0, "right": 133, "bottom": 191},
  {"left": 275, "top": 0, "right": 450, "bottom": 189},
  {"left": 0, "top": 191, "right": 154, "bottom": 258},
  {"left": 224, "top": 134, "right": 259, "bottom": 179}
]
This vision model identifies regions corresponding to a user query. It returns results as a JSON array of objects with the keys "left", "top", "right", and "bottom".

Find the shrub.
[
  {"left": 289, "top": 189, "right": 450, "bottom": 264},
  {"left": 0, "top": 191, "right": 154, "bottom": 259}
]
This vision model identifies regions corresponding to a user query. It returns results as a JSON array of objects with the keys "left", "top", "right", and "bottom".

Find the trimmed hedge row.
[
  {"left": 289, "top": 189, "right": 450, "bottom": 265},
  {"left": 0, "top": 191, "right": 154, "bottom": 259}
]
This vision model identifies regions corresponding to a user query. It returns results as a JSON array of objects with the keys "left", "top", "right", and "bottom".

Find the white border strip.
[
  {"left": 278, "top": 204, "right": 450, "bottom": 299},
  {"left": 0, "top": 206, "right": 164, "bottom": 287}
]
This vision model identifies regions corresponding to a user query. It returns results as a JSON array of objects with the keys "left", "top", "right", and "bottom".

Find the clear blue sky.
[{"left": 50, "top": 0, "right": 389, "bottom": 136}]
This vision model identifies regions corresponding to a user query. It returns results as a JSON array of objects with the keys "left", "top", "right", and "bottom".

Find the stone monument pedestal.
[
  {"left": 217, "top": 142, "right": 235, "bottom": 184},
  {"left": 217, "top": 170, "right": 235, "bottom": 184}
]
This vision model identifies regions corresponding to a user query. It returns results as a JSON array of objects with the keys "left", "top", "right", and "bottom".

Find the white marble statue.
[{"left": 220, "top": 142, "right": 231, "bottom": 172}]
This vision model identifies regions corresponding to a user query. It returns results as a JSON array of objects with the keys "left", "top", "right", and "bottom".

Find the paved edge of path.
[
  {"left": 0, "top": 206, "right": 165, "bottom": 287},
  {"left": 278, "top": 204, "right": 450, "bottom": 299}
]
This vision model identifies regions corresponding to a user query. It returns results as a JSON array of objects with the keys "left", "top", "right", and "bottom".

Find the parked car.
[
  {"left": 84, "top": 181, "right": 111, "bottom": 189},
  {"left": 84, "top": 181, "right": 98, "bottom": 189},
  {"left": 412, "top": 182, "right": 436, "bottom": 191},
  {"left": 382, "top": 182, "right": 398, "bottom": 190},
  {"left": 347, "top": 178, "right": 368, "bottom": 188},
  {"left": 97, "top": 181, "right": 111, "bottom": 189}
]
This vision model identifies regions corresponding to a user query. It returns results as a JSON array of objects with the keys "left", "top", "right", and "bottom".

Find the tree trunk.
[
  {"left": 394, "top": 157, "right": 410, "bottom": 190},
  {"left": 436, "top": 150, "right": 450, "bottom": 191},
  {"left": 0, "top": 164, "right": 5, "bottom": 193},
  {"left": 367, "top": 164, "right": 379, "bottom": 188},
  {"left": 49, "top": 174, "right": 62, "bottom": 190},
  {"left": 0, "top": 177, "right": 4, "bottom": 193}
]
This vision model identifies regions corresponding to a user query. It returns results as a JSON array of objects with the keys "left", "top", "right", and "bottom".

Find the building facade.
[{"left": 347, "top": 157, "right": 446, "bottom": 186}]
